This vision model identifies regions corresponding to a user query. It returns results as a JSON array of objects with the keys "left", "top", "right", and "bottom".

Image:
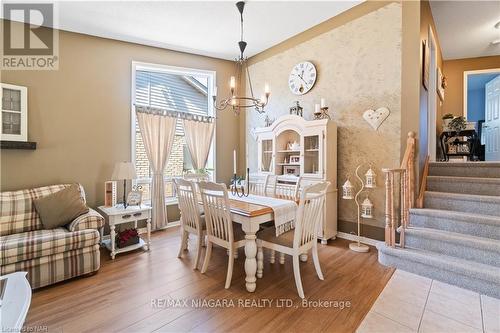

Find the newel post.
[{"left": 383, "top": 170, "right": 393, "bottom": 247}]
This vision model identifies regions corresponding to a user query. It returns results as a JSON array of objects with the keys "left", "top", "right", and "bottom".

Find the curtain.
[
  {"left": 136, "top": 108, "right": 176, "bottom": 230},
  {"left": 183, "top": 119, "right": 215, "bottom": 170}
]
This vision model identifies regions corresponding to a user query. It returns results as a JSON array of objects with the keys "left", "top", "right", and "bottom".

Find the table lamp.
[{"left": 112, "top": 162, "right": 137, "bottom": 209}]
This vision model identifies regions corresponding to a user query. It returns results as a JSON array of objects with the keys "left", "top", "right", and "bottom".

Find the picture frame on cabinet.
[
  {"left": 289, "top": 155, "right": 300, "bottom": 164},
  {"left": 283, "top": 165, "right": 300, "bottom": 176}
]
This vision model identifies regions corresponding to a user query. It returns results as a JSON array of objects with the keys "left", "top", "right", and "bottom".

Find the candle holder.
[
  {"left": 314, "top": 106, "right": 331, "bottom": 120},
  {"left": 231, "top": 168, "right": 250, "bottom": 197}
]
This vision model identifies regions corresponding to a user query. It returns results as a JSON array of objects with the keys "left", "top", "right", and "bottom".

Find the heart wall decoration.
[{"left": 362, "top": 107, "right": 390, "bottom": 130}]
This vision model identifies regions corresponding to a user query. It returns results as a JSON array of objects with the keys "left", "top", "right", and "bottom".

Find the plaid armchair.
[{"left": 0, "top": 184, "right": 104, "bottom": 289}]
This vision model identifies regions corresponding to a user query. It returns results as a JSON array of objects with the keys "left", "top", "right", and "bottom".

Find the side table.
[{"left": 97, "top": 205, "right": 152, "bottom": 259}]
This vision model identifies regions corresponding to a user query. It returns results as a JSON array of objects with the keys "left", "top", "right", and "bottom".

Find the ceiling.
[
  {"left": 430, "top": 1, "right": 500, "bottom": 60},
  {"left": 2, "top": 1, "right": 362, "bottom": 60},
  {"left": 468, "top": 73, "right": 499, "bottom": 91}
]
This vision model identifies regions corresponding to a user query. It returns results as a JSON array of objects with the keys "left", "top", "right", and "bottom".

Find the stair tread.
[
  {"left": 376, "top": 244, "right": 499, "bottom": 282},
  {"left": 427, "top": 175, "right": 500, "bottom": 183},
  {"left": 409, "top": 208, "right": 500, "bottom": 225},
  {"left": 425, "top": 191, "right": 500, "bottom": 202},
  {"left": 430, "top": 162, "right": 500, "bottom": 167},
  {"left": 404, "top": 227, "right": 500, "bottom": 251}
]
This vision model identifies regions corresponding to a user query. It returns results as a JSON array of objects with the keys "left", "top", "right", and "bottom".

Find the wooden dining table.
[{"left": 227, "top": 196, "right": 275, "bottom": 293}]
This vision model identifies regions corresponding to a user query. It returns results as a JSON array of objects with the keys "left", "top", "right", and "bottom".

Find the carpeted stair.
[{"left": 378, "top": 162, "right": 500, "bottom": 298}]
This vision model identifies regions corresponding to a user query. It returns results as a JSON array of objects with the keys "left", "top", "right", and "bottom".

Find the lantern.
[
  {"left": 342, "top": 179, "right": 354, "bottom": 199},
  {"left": 361, "top": 197, "right": 374, "bottom": 218},
  {"left": 365, "top": 166, "right": 376, "bottom": 188}
]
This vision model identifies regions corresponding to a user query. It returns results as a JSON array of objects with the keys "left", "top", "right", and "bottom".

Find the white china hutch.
[{"left": 254, "top": 115, "right": 338, "bottom": 243}]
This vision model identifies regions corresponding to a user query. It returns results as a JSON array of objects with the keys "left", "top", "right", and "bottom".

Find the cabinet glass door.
[
  {"left": 303, "top": 135, "right": 321, "bottom": 175},
  {"left": 260, "top": 139, "right": 273, "bottom": 172}
]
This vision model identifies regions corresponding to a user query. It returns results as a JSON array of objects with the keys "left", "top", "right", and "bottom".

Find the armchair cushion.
[
  {"left": 0, "top": 228, "right": 100, "bottom": 265},
  {"left": 66, "top": 208, "right": 105, "bottom": 232}
]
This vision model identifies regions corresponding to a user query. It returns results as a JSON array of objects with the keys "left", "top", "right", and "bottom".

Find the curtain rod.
[{"left": 135, "top": 104, "right": 215, "bottom": 123}]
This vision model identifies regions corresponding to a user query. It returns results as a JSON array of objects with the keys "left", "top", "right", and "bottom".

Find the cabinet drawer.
[{"left": 111, "top": 211, "right": 150, "bottom": 224}]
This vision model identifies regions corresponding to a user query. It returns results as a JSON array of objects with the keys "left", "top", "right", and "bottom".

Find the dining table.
[{"left": 227, "top": 195, "right": 275, "bottom": 292}]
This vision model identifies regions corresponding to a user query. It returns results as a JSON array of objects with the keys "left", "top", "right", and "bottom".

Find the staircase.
[{"left": 377, "top": 162, "right": 500, "bottom": 298}]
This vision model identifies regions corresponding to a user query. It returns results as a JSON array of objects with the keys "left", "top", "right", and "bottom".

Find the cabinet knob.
[
  {"left": 133, "top": 212, "right": 142, "bottom": 217},
  {"left": 122, "top": 214, "right": 131, "bottom": 219}
]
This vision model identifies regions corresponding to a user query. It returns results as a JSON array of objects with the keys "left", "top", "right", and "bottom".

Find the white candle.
[
  {"left": 213, "top": 86, "right": 217, "bottom": 97},
  {"left": 320, "top": 98, "right": 326, "bottom": 108},
  {"left": 233, "top": 149, "right": 237, "bottom": 174},
  {"left": 264, "top": 83, "right": 270, "bottom": 94},
  {"left": 314, "top": 104, "right": 321, "bottom": 114},
  {"left": 230, "top": 76, "right": 236, "bottom": 89}
]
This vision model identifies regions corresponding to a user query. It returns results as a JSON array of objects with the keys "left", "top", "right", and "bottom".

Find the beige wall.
[
  {"left": 244, "top": 2, "right": 403, "bottom": 237},
  {"left": 442, "top": 56, "right": 500, "bottom": 118},
  {"left": 0, "top": 25, "right": 237, "bottom": 207}
]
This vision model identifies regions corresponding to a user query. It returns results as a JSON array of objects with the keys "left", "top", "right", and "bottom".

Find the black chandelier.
[{"left": 213, "top": 1, "right": 270, "bottom": 114}]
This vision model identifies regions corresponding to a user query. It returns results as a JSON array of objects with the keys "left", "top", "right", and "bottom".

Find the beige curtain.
[
  {"left": 183, "top": 119, "right": 215, "bottom": 170},
  {"left": 136, "top": 109, "right": 176, "bottom": 230}
]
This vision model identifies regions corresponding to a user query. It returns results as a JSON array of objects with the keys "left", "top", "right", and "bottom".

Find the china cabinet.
[{"left": 255, "top": 115, "right": 338, "bottom": 243}]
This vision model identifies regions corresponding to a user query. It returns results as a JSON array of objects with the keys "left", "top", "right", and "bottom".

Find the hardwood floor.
[{"left": 25, "top": 227, "right": 394, "bottom": 333}]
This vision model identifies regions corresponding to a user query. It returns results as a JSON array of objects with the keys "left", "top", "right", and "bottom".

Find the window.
[{"left": 131, "top": 62, "right": 216, "bottom": 201}]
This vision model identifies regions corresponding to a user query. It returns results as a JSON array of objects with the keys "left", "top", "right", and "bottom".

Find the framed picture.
[
  {"left": 289, "top": 155, "right": 300, "bottom": 164},
  {"left": 1, "top": 83, "right": 28, "bottom": 142},
  {"left": 422, "top": 40, "right": 429, "bottom": 90},
  {"left": 283, "top": 165, "right": 300, "bottom": 176},
  {"left": 437, "top": 67, "right": 445, "bottom": 101},
  {"left": 127, "top": 186, "right": 143, "bottom": 206}
]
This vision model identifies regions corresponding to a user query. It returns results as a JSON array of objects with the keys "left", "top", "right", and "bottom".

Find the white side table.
[{"left": 97, "top": 205, "right": 152, "bottom": 259}]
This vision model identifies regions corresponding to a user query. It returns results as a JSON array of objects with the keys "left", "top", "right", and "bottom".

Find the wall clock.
[{"left": 288, "top": 61, "right": 317, "bottom": 95}]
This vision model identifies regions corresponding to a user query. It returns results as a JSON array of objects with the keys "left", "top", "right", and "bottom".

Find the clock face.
[{"left": 288, "top": 61, "right": 317, "bottom": 95}]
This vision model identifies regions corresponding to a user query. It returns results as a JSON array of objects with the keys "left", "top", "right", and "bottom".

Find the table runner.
[{"left": 229, "top": 194, "right": 297, "bottom": 236}]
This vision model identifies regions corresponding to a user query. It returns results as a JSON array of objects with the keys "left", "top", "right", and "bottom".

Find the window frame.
[{"left": 131, "top": 61, "right": 217, "bottom": 200}]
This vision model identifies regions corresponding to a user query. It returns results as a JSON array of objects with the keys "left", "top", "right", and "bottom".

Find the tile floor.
[{"left": 357, "top": 269, "right": 500, "bottom": 333}]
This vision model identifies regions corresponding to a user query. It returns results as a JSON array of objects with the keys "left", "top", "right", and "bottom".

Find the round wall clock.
[{"left": 288, "top": 61, "right": 317, "bottom": 95}]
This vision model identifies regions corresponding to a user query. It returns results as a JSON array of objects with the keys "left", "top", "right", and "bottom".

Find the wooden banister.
[
  {"left": 382, "top": 132, "right": 416, "bottom": 248},
  {"left": 417, "top": 156, "right": 430, "bottom": 208}
]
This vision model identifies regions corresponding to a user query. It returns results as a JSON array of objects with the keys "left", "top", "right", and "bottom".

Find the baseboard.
[{"left": 336, "top": 232, "right": 382, "bottom": 247}]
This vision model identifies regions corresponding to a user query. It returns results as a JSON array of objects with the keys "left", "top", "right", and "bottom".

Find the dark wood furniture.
[{"left": 439, "top": 129, "right": 478, "bottom": 161}]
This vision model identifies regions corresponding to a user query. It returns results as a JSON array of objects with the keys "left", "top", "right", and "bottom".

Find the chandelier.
[{"left": 213, "top": 1, "right": 270, "bottom": 114}]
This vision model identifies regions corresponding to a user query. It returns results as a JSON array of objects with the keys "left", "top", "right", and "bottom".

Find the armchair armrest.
[{"left": 66, "top": 208, "right": 105, "bottom": 232}]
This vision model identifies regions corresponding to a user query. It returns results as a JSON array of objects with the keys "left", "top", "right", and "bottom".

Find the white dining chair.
[
  {"left": 174, "top": 178, "right": 206, "bottom": 270},
  {"left": 183, "top": 172, "right": 210, "bottom": 183},
  {"left": 268, "top": 176, "right": 302, "bottom": 264},
  {"left": 198, "top": 181, "right": 246, "bottom": 289},
  {"left": 248, "top": 173, "right": 270, "bottom": 196},
  {"left": 258, "top": 181, "right": 330, "bottom": 299}
]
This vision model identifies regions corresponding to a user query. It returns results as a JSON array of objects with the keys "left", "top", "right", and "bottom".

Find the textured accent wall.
[{"left": 245, "top": 3, "right": 402, "bottom": 236}]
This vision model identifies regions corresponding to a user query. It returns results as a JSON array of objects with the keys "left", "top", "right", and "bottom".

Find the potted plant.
[
  {"left": 449, "top": 116, "right": 467, "bottom": 132},
  {"left": 442, "top": 113, "right": 454, "bottom": 127}
]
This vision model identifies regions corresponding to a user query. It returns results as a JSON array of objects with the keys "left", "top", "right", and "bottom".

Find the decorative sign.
[{"left": 363, "top": 107, "right": 390, "bottom": 131}]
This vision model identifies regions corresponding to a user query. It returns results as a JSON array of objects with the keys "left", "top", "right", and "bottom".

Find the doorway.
[
  {"left": 427, "top": 27, "right": 438, "bottom": 162},
  {"left": 464, "top": 69, "right": 500, "bottom": 161}
]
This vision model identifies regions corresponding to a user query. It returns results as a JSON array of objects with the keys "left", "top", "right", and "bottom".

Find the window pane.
[
  {"left": 2, "top": 111, "right": 21, "bottom": 134},
  {"left": 133, "top": 66, "right": 213, "bottom": 198}
]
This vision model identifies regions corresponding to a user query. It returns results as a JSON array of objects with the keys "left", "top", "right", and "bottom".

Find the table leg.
[
  {"left": 244, "top": 232, "right": 257, "bottom": 292},
  {"left": 257, "top": 240, "right": 263, "bottom": 278},
  {"left": 110, "top": 224, "right": 116, "bottom": 260}
]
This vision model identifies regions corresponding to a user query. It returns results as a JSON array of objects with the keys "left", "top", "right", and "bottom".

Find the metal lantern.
[
  {"left": 342, "top": 179, "right": 354, "bottom": 199},
  {"left": 361, "top": 197, "right": 374, "bottom": 218},
  {"left": 365, "top": 166, "right": 376, "bottom": 188}
]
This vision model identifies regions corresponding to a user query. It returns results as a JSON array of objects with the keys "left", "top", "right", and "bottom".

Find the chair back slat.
[
  {"left": 184, "top": 173, "right": 210, "bottom": 183},
  {"left": 198, "top": 181, "right": 233, "bottom": 244},
  {"left": 248, "top": 173, "right": 270, "bottom": 196},
  {"left": 174, "top": 178, "right": 202, "bottom": 232},
  {"left": 294, "top": 181, "right": 330, "bottom": 248},
  {"left": 274, "top": 176, "right": 302, "bottom": 201}
]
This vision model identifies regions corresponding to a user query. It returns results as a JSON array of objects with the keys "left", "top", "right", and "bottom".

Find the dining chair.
[
  {"left": 198, "top": 181, "right": 246, "bottom": 289},
  {"left": 183, "top": 172, "right": 210, "bottom": 183},
  {"left": 258, "top": 181, "right": 330, "bottom": 299},
  {"left": 174, "top": 178, "right": 206, "bottom": 270},
  {"left": 248, "top": 173, "right": 270, "bottom": 196},
  {"left": 269, "top": 176, "right": 302, "bottom": 264}
]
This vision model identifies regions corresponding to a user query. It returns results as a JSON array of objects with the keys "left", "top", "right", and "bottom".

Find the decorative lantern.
[
  {"left": 361, "top": 197, "right": 374, "bottom": 218},
  {"left": 342, "top": 179, "right": 354, "bottom": 200},
  {"left": 289, "top": 101, "right": 303, "bottom": 117},
  {"left": 365, "top": 166, "right": 376, "bottom": 188}
]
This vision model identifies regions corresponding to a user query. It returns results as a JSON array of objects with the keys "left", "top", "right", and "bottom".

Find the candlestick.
[{"left": 233, "top": 149, "right": 237, "bottom": 174}]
